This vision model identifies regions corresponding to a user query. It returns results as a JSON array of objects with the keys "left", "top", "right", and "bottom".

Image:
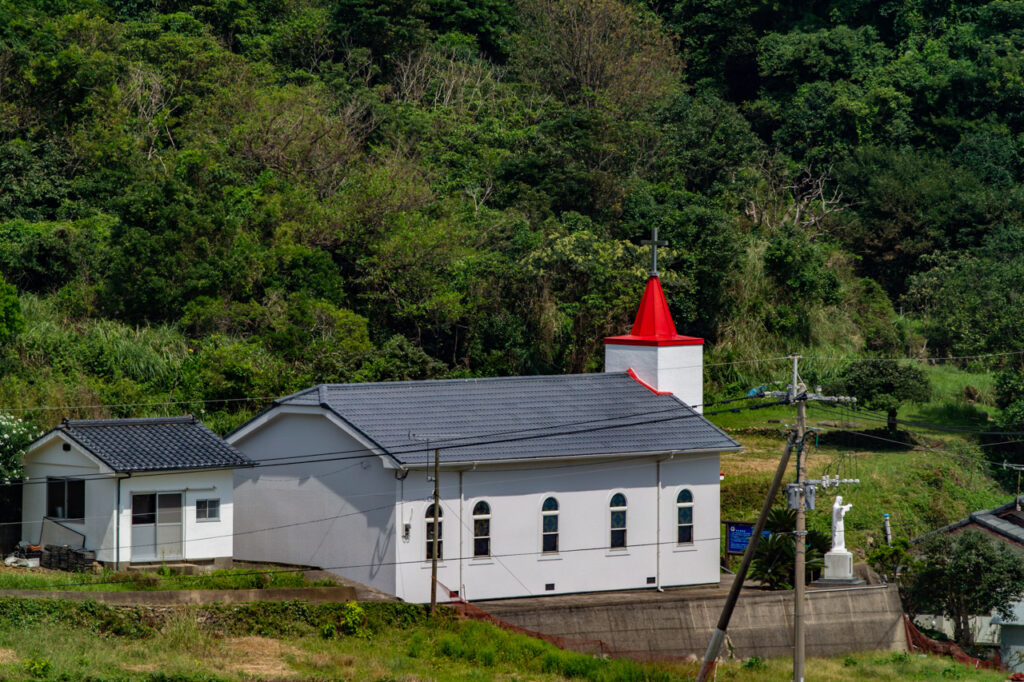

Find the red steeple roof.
[{"left": 604, "top": 276, "right": 703, "bottom": 347}]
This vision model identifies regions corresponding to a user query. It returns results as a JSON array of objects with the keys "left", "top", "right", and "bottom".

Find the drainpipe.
[
  {"left": 656, "top": 460, "right": 662, "bottom": 591},
  {"left": 458, "top": 470, "right": 464, "bottom": 600},
  {"left": 115, "top": 474, "right": 127, "bottom": 570}
]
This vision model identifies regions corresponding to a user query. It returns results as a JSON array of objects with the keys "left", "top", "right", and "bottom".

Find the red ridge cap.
[
  {"left": 626, "top": 368, "right": 673, "bottom": 396},
  {"left": 604, "top": 276, "right": 704, "bottom": 347}
]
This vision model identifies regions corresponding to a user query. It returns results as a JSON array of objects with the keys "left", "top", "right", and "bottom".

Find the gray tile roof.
[
  {"left": 57, "top": 416, "right": 253, "bottom": 473},
  {"left": 913, "top": 495, "right": 1024, "bottom": 547},
  {"left": 273, "top": 373, "right": 739, "bottom": 465}
]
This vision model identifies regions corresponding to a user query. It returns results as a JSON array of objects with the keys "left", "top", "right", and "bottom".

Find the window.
[
  {"left": 542, "top": 497, "right": 559, "bottom": 553},
  {"left": 46, "top": 478, "right": 84, "bottom": 520},
  {"left": 677, "top": 489, "right": 694, "bottom": 544},
  {"left": 196, "top": 499, "right": 220, "bottom": 521},
  {"left": 473, "top": 501, "right": 490, "bottom": 557},
  {"left": 425, "top": 503, "right": 443, "bottom": 560},
  {"left": 610, "top": 493, "right": 627, "bottom": 549},
  {"left": 132, "top": 494, "right": 156, "bottom": 525}
]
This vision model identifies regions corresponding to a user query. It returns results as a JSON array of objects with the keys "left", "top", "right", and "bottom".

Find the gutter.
[{"left": 399, "top": 447, "right": 736, "bottom": 470}]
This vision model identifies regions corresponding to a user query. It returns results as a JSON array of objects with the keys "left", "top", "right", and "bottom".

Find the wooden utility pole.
[
  {"left": 792, "top": 355, "right": 807, "bottom": 682},
  {"left": 696, "top": 432, "right": 797, "bottom": 682},
  {"left": 697, "top": 357, "right": 854, "bottom": 682},
  {"left": 430, "top": 447, "right": 440, "bottom": 614}
]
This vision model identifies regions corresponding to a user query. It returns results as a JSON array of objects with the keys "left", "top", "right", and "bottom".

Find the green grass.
[
  {"left": 715, "top": 649, "right": 1006, "bottom": 681},
  {"left": 713, "top": 362, "right": 1013, "bottom": 551},
  {"left": 0, "top": 602, "right": 1001, "bottom": 682},
  {"left": 0, "top": 567, "right": 334, "bottom": 592},
  {"left": 721, "top": 430, "right": 1008, "bottom": 550}
]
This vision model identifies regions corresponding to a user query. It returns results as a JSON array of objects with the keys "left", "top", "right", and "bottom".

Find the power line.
[
  {"left": 7, "top": 398, "right": 779, "bottom": 490},
  {"left": 9, "top": 448, "right": 728, "bottom": 534},
  {"left": 813, "top": 400, "right": 1024, "bottom": 436},
  {"left": 20, "top": 533, "right": 729, "bottom": 590}
]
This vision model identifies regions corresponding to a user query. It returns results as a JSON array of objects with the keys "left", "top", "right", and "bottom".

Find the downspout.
[
  {"left": 458, "top": 470, "right": 464, "bottom": 600},
  {"left": 656, "top": 460, "right": 662, "bottom": 591},
  {"left": 115, "top": 473, "right": 128, "bottom": 570}
]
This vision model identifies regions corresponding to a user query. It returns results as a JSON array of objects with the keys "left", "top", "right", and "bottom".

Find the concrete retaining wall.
[{"left": 480, "top": 583, "right": 906, "bottom": 659}]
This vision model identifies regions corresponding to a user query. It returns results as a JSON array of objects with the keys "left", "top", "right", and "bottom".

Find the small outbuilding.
[{"left": 21, "top": 416, "right": 253, "bottom": 567}]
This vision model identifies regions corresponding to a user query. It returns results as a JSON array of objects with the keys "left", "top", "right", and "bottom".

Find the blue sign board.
[{"left": 725, "top": 522, "right": 771, "bottom": 554}]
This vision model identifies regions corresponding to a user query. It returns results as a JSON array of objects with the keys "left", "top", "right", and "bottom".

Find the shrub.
[
  {"left": 339, "top": 601, "right": 369, "bottom": 637},
  {"left": 24, "top": 657, "right": 53, "bottom": 678}
]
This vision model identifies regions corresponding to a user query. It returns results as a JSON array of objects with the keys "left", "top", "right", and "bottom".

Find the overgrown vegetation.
[
  {"left": 0, "top": 598, "right": 1000, "bottom": 680},
  {"left": 0, "top": 566, "right": 334, "bottom": 592},
  {"left": 903, "top": 530, "right": 1024, "bottom": 650},
  {"left": 0, "top": 0, "right": 1023, "bottom": 439}
]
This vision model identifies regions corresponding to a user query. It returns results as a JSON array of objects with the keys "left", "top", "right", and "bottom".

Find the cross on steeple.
[{"left": 642, "top": 226, "right": 668, "bottom": 277}]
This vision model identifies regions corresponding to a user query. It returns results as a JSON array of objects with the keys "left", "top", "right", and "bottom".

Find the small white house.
[
  {"left": 21, "top": 416, "right": 253, "bottom": 567},
  {"left": 229, "top": 270, "right": 740, "bottom": 602}
]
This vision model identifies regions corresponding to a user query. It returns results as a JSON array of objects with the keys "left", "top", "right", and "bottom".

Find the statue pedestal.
[{"left": 811, "top": 550, "right": 864, "bottom": 587}]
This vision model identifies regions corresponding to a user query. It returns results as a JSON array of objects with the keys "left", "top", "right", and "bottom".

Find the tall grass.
[{"left": 0, "top": 567, "right": 333, "bottom": 592}]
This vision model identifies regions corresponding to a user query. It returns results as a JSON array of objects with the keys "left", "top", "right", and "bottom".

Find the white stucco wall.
[
  {"left": 230, "top": 410, "right": 399, "bottom": 594},
  {"left": 604, "top": 344, "right": 704, "bottom": 412},
  {"left": 230, "top": 406, "right": 724, "bottom": 603},
  {"left": 22, "top": 437, "right": 111, "bottom": 555},
  {"left": 116, "top": 469, "right": 236, "bottom": 564},
  {"left": 22, "top": 436, "right": 237, "bottom": 564},
  {"left": 395, "top": 453, "right": 721, "bottom": 603}
]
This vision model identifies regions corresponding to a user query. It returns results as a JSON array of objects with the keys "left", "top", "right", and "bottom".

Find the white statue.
[{"left": 831, "top": 496, "right": 853, "bottom": 552}]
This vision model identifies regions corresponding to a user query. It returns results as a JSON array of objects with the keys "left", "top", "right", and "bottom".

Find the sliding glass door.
[{"left": 131, "top": 492, "right": 183, "bottom": 562}]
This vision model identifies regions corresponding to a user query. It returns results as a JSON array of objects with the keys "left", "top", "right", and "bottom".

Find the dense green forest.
[{"left": 3, "top": 0, "right": 1024, "bottom": 435}]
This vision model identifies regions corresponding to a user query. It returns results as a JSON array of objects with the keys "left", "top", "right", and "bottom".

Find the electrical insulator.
[{"left": 805, "top": 483, "right": 816, "bottom": 510}]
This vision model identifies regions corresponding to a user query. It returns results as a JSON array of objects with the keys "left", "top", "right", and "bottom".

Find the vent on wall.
[
  {"left": 646, "top": 577, "right": 656, "bottom": 585},
  {"left": 545, "top": 583, "right": 555, "bottom": 591}
]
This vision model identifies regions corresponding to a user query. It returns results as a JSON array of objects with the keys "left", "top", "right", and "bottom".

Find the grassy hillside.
[
  {"left": 713, "top": 363, "right": 1012, "bottom": 550},
  {"left": 0, "top": 599, "right": 1000, "bottom": 681}
]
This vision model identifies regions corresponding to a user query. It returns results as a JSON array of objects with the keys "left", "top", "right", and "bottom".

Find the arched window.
[
  {"left": 610, "top": 493, "right": 627, "bottom": 549},
  {"left": 677, "top": 489, "right": 694, "bottom": 544},
  {"left": 473, "top": 501, "right": 491, "bottom": 557},
  {"left": 425, "top": 503, "right": 443, "bottom": 560},
  {"left": 542, "top": 497, "right": 559, "bottom": 553}
]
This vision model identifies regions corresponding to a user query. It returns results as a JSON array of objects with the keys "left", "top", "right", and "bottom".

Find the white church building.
[{"left": 228, "top": 266, "right": 739, "bottom": 602}]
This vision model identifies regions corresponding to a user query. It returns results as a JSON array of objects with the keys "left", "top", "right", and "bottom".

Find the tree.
[
  {"left": 514, "top": 0, "right": 680, "bottom": 117},
  {"left": 904, "top": 530, "right": 1024, "bottom": 649},
  {"left": 835, "top": 360, "right": 930, "bottom": 433},
  {"left": 748, "top": 507, "right": 828, "bottom": 590},
  {"left": 0, "top": 277, "right": 24, "bottom": 346}
]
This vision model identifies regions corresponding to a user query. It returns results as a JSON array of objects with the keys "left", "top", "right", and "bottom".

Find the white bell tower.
[{"left": 604, "top": 227, "right": 704, "bottom": 411}]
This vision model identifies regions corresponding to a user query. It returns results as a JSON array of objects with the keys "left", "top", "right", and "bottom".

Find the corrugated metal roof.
[
  {"left": 58, "top": 416, "right": 253, "bottom": 473},
  {"left": 275, "top": 373, "right": 739, "bottom": 465}
]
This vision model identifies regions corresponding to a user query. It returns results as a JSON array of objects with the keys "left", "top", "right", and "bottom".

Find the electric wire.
[
  {"left": 18, "top": 534, "right": 728, "bottom": 590},
  {"left": 6, "top": 398, "right": 782, "bottom": 490}
]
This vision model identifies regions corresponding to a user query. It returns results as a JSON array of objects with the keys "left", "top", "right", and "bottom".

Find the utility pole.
[
  {"left": 430, "top": 447, "right": 440, "bottom": 614},
  {"left": 696, "top": 358, "right": 854, "bottom": 681},
  {"left": 696, "top": 432, "right": 797, "bottom": 682},
  {"left": 763, "top": 356, "right": 855, "bottom": 682},
  {"left": 792, "top": 355, "right": 807, "bottom": 682}
]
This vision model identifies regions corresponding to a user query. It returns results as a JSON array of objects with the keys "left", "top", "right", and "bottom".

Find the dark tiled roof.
[
  {"left": 913, "top": 496, "right": 1024, "bottom": 547},
  {"left": 57, "top": 416, "right": 253, "bottom": 473},
  {"left": 273, "top": 373, "right": 739, "bottom": 465}
]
